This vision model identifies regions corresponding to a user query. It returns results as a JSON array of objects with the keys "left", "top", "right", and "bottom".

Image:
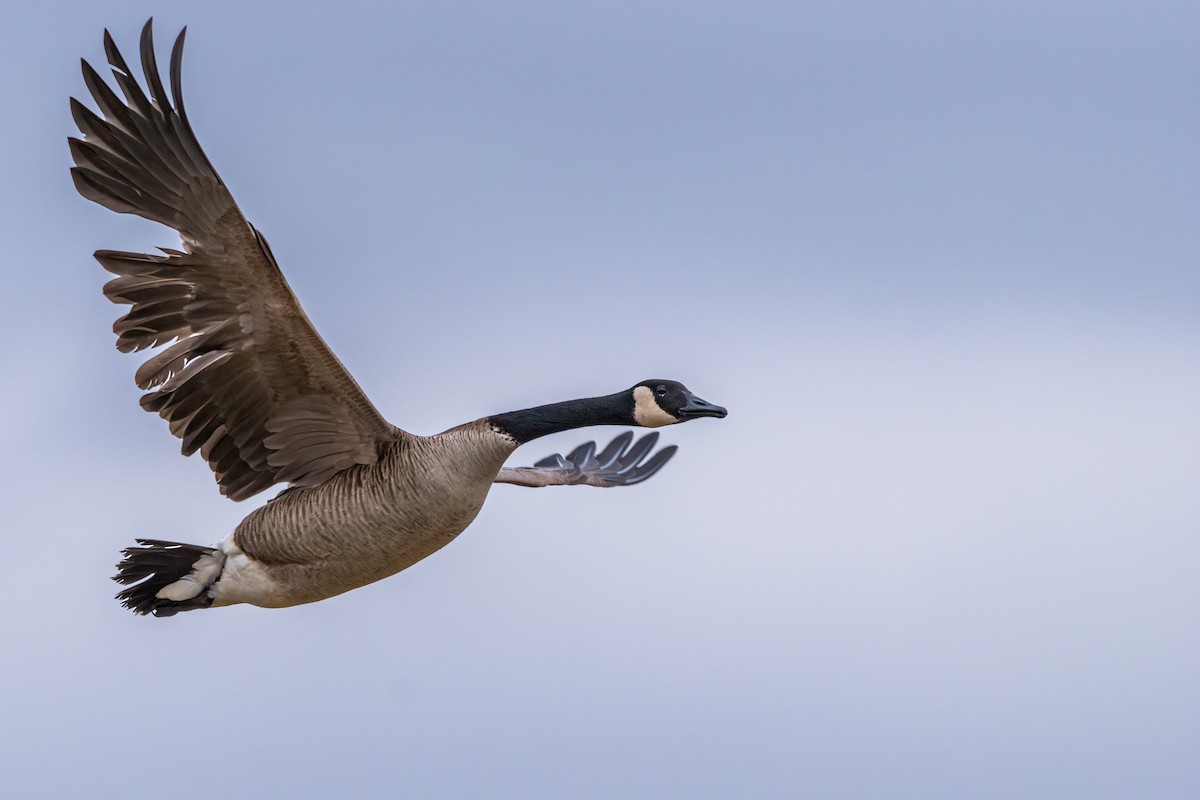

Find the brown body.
[{"left": 216, "top": 424, "right": 515, "bottom": 607}]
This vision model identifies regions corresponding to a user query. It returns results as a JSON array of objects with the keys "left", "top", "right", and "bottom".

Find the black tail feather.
[{"left": 113, "top": 538, "right": 217, "bottom": 617}]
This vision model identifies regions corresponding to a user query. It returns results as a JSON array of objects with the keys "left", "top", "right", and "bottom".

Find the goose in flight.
[{"left": 69, "top": 21, "right": 727, "bottom": 617}]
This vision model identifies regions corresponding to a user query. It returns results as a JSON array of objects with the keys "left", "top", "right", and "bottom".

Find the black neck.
[{"left": 488, "top": 392, "right": 634, "bottom": 445}]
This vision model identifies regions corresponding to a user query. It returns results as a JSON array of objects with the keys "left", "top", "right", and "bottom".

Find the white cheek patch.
[{"left": 632, "top": 386, "right": 679, "bottom": 428}]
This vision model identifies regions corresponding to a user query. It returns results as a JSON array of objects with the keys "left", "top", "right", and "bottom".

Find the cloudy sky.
[{"left": 2, "top": 1, "right": 1197, "bottom": 797}]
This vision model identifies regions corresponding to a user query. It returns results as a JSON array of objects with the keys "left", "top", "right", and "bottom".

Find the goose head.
[{"left": 630, "top": 379, "right": 728, "bottom": 428}]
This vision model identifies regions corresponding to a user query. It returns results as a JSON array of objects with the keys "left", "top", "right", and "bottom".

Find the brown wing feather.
[
  {"left": 71, "top": 20, "right": 398, "bottom": 500},
  {"left": 494, "top": 433, "right": 679, "bottom": 488}
]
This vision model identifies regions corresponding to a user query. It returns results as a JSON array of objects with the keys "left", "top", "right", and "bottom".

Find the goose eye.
[{"left": 655, "top": 385, "right": 667, "bottom": 397}]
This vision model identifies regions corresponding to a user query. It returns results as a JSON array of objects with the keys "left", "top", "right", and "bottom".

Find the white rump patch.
[
  {"left": 208, "top": 537, "right": 291, "bottom": 608},
  {"left": 632, "top": 386, "right": 678, "bottom": 428},
  {"left": 155, "top": 550, "right": 226, "bottom": 601}
]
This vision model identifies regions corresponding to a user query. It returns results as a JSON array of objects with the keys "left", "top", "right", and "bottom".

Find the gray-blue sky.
[{"left": 1, "top": 1, "right": 1197, "bottom": 797}]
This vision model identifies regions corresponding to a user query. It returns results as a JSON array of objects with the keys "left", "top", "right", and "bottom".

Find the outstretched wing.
[
  {"left": 494, "top": 432, "right": 678, "bottom": 488},
  {"left": 70, "top": 21, "right": 398, "bottom": 501}
]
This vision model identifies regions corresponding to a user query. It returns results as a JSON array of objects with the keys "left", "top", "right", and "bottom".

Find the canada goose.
[{"left": 69, "top": 21, "right": 727, "bottom": 617}]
